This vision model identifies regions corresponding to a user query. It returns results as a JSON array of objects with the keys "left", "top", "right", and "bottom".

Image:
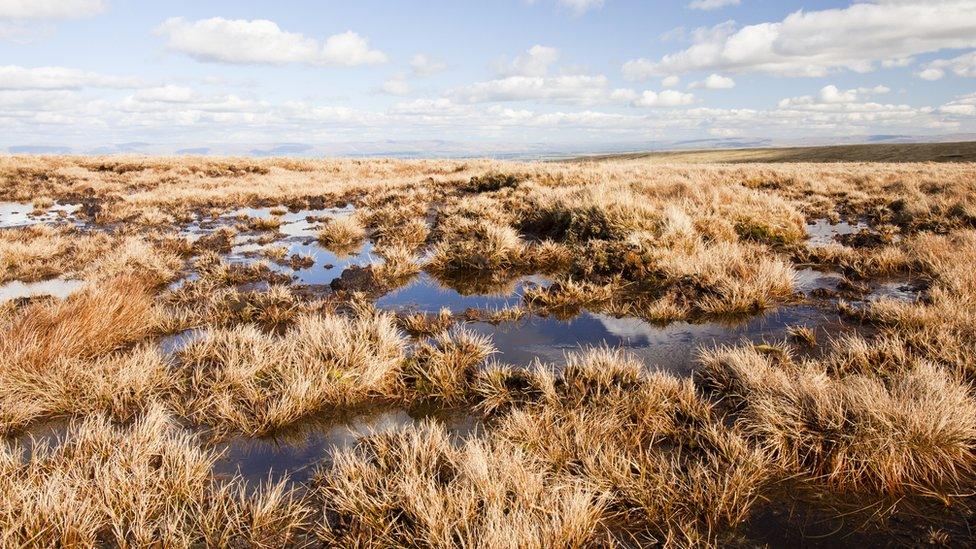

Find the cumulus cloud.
[
  {"left": 778, "top": 84, "right": 891, "bottom": 107},
  {"left": 1, "top": 80, "right": 967, "bottom": 149},
  {"left": 689, "top": 74, "right": 735, "bottom": 89},
  {"left": 917, "top": 51, "right": 976, "bottom": 80},
  {"left": 661, "top": 75, "right": 680, "bottom": 88},
  {"left": 621, "top": 58, "right": 655, "bottom": 81},
  {"left": 497, "top": 45, "right": 560, "bottom": 77},
  {"left": 155, "top": 17, "right": 387, "bottom": 67},
  {"left": 410, "top": 54, "right": 447, "bottom": 76},
  {"left": 0, "top": 65, "right": 141, "bottom": 89},
  {"left": 688, "top": 0, "right": 740, "bottom": 11},
  {"left": 0, "top": 0, "right": 105, "bottom": 20},
  {"left": 623, "top": 1, "right": 976, "bottom": 77},
  {"left": 633, "top": 89, "right": 695, "bottom": 107},
  {"left": 940, "top": 92, "right": 976, "bottom": 116},
  {"left": 380, "top": 75, "right": 411, "bottom": 96},
  {"left": 449, "top": 74, "right": 611, "bottom": 104},
  {"left": 132, "top": 85, "right": 196, "bottom": 103}
]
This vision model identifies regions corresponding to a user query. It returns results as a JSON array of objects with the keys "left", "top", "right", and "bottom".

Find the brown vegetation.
[{"left": 1, "top": 151, "right": 975, "bottom": 546}]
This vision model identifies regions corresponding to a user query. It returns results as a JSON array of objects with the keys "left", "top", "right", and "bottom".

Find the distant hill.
[{"left": 570, "top": 141, "right": 976, "bottom": 164}]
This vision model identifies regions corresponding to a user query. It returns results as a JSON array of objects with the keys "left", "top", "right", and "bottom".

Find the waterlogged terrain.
[{"left": 1, "top": 157, "right": 974, "bottom": 547}]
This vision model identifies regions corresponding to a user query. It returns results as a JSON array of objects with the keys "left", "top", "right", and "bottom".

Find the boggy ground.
[{"left": 1, "top": 155, "right": 976, "bottom": 547}]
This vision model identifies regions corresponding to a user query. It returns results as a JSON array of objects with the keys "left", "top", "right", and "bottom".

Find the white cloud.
[
  {"left": 624, "top": 1, "right": 976, "bottom": 77},
  {"left": 132, "top": 85, "right": 196, "bottom": 103},
  {"left": 610, "top": 88, "right": 638, "bottom": 101},
  {"left": 0, "top": 0, "right": 105, "bottom": 20},
  {"left": 621, "top": 58, "right": 655, "bottom": 81},
  {"left": 558, "top": 0, "right": 604, "bottom": 15},
  {"left": 410, "top": 54, "right": 447, "bottom": 76},
  {"left": 0, "top": 65, "right": 140, "bottom": 90},
  {"left": 779, "top": 84, "right": 891, "bottom": 107},
  {"left": 321, "top": 31, "right": 388, "bottom": 66},
  {"left": 662, "top": 75, "right": 680, "bottom": 88},
  {"left": 633, "top": 89, "right": 695, "bottom": 107},
  {"left": 917, "top": 50, "right": 976, "bottom": 80},
  {"left": 940, "top": 92, "right": 976, "bottom": 116},
  {"left": 155, "top": 17, "right": 387, "bottom": 67},
  {"left": 688, "top": 0, "right": 740, "bottom": 11},
  {"left": 381, "top": 75, "right": 411, "bottom": 96},
  {"left": 449, "top": 74, "right": 611, "bottom": 104},
  {"left": 917, "top": 68, "right": 945, "bottom": 81},
  {"left": 502, "top": 45, "right": 560, "bottom": 77},
  {"left": 689, "top": 73, "right": 735, "bottom": 89},
  {"left": 708, "top": 127, "right": 744, "bottom": 137},
  {"left": 881, "top": 57, "right": 914, "bottom": 68}
]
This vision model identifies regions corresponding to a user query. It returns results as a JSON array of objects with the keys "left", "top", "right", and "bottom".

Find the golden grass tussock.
[
  {"left": 397, "top": 307, "right": 455, "bottom": 336},
  {"left": 467, "top": 348, "right": 773, "bottom": 545},
  {"left": 698, "top": 344, "right": 976, "bottom": 498},
  {"left": 0, "top": 405, "right": 311, "bottom": 547},
  {"left": 1, "top": 275, "right": 157, "bottom": 368},
  {"left": 404, "top": 327, "right": 497, "bottom": 403},
  {"left": 0, "top": 276, "right": 161, "bottom": 433},
  {"left": 179, "top": 311, "right": 405, "bottom": 436},
  {"left": 0, "top": 225, "right": 113, "bottom": 283},
  {"left": 427, "top": 218, "right": 527, "bottom": 273},
  {"left": 372, "top": 243, "right": 422, "bottom": 285},
  {"left": 312, "top": 420, "right": 610, "bottom": 548},
  {"left": 243, "top": 215, "right": 283, "bottom": 232},
  {"left": 316, "top": 214, "right": 366, "bottom": 252}
]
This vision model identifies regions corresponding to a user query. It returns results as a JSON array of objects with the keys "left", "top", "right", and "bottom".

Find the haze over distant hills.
[{"left": 6, "top": 134, "right": 976, "bottom": 160}]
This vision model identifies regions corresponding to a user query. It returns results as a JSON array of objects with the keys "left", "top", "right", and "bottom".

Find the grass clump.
[
  {"left": 0, "top": 405, "right": 310, "bottom": 547},
  {"left": 404, "top": 328, "right": 496, "bottom": 404},
  {"left": 312, "top": 420, "right": 609, "bottom": 548},
  {"left": 317, "top": 215, "right": 366, "bottom": 253},
  {"left": 427, "top": 218, "right": 527, "bottom": 273},
  {"left": 698, "top": 344, "right": 976, "bottom": 498},
  {"left": 0, "top": 276, "right": 163, "bottom": 433},
  {"left": 180, "top": 311, "right": 405, "bottom": 436}
]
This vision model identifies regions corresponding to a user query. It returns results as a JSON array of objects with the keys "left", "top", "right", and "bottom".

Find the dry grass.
[
  {"left": 405, "top": 328, "right": 496, "bottom": 404},
  {"left": 698, "top": 344, "right": 976, "bottom": 497},
  {"left": 0, "top": 405, "right": 310, "bottom": 547},
  {"left": 313, "top": 420, "right": 609, "bottom": 548},
  {"left": 0, "top": 276, "right": 161, "bottom": 433},
  {"left": 316, "top": 214, "right": 366, "bottom": 253},
  {"left": 3, "top": 153, "right": 976, "bottom": 545},
  {"left": 179, "top": 310, "right": 405, "bottom": 436}
]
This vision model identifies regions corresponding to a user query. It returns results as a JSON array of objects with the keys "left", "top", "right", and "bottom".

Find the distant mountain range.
[{"left": 5, "top": 134, "right": 976, "bottom": 159}]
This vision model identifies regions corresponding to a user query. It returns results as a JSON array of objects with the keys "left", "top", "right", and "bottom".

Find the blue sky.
[{"left": 2, "top": 0, "right": 976, "bottom": 154}]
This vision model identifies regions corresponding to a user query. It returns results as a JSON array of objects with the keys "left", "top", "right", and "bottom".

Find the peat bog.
[{"left": 1, "top": 156, "right": 975, "bottom": 547}]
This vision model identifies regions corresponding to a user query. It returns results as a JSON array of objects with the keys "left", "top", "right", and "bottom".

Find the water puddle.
[
  {"left": 795, "top": 267, "right": 845, "bottom": 294},
  {"left": 866, "top": 279, "right": 923, "bottom": 302},
  {"left": 212, "top": 406, "right": 478, "bottom": 484},
  {"left": 224, "top": 205, "right": 355, "bottom": 239},
  {"left": 377, "top": 273, "right": 547, "bottom": 313},
  {"left": 0, "top": 201, "right": 81, "bottom": 228},
  {"left": 180, "top": 205, "right": 373, "bottom": 288},
  {"left": 806, "top": 218, "right": 869, "bottom": 247},
  {"left": 245, "top": 239, "right": 376, "bottom": 287},
  {"left": 0, "top": 278, "right": 85, "bottom": 302},
  {"left": 470, "top": 305, "right": 854, "bottom": 376}
]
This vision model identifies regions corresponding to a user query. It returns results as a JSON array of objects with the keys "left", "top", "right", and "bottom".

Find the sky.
[{"left": 2, "top": 0, "right": 976, "bottom": 155}]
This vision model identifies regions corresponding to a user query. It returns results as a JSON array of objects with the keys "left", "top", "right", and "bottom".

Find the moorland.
[{"left": 1, "top": 151, "right": 976, "bottom": 547}]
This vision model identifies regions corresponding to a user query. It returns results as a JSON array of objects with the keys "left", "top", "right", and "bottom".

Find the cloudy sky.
[{"left": 2, "top": 0, "right": 976, "bottom": 154}]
